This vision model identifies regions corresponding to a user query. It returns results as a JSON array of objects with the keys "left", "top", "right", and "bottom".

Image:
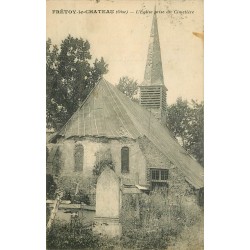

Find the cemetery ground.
[{"left": 46, "top": 190, "right": 203, "bottom": 249}]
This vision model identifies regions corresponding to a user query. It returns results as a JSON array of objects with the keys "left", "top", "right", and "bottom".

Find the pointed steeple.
[
  {"left": 139, "top": 8, "right": 167, "bottom": 124},
  {"left": 142, "top": 7, "right": 165, "bottom": 86}
]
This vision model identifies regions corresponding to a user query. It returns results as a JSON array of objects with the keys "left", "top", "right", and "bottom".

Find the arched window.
[
  {"left": 74, "top": 144, "right": 84, "bottom": 171},
  {"left": 121, "top": 146, "right": 129, "bottom": 173}
]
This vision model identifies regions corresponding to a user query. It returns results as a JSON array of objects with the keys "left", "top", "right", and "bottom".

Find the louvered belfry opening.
[
  {"left": 139, "top": 85, "right": 167, "bottom": 112},
  {"left": 139, "top": 9, "right": 167, "bottom": 124}
]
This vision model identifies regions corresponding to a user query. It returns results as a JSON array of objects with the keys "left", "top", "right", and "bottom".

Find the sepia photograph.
[{"left": 46, "top": 0, "right": 204, "bottom": 249}]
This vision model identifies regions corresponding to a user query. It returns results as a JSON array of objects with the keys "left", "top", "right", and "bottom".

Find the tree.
[
  {"left": 46, "top": 35, "right": 108, "bottom": 130},
  {"left": 116, "top": 76, "right": 139, "bottom": 102},
  {"left": 167, "top": 98, "right": 204, "bottom": 166},
  {"left": 186, "top": 100, "right": 204, "bottom": 166}
]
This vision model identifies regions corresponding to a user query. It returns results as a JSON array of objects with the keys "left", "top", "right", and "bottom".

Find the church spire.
[
  {"left": 139, "top": 8, "right": 167, "bottom": 124},
  {"left": 142, "top": 7, "right": 165, "bottom": 86}
]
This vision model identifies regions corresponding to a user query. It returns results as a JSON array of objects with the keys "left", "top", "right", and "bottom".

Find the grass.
[{"left": 47, "top": 192, "right": 203, "bottom": 249}]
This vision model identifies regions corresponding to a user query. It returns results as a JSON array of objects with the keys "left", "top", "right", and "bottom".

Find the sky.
[{"left": 47, "top": 0, "right": 204, "bottom": 104}]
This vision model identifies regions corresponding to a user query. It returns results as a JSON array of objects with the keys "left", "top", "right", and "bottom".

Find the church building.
[{"left": 47, "top": 11, "right": 204, "bottom": 204}]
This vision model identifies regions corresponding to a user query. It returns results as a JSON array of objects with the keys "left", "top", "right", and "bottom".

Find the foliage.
[
  {"left": 52, "top": 149, "right": 116, "bottom": 205},
  {"left": 47, "top": 220, "right": 100, "bottom": 249},
  {"left": 121, "top": 192, "right": 203, "bottom": 249},
  {"left": 47, "top": 218, "right": 123, "bottom": 249},
  {"left": 187, "top": 100, "right": 204, "bottom": 166},
  {"left": 168, "top": 216, "right": 204, "bottom": 250},
  {"left": 116, "top": 76, "right": 139, "bottom": 103},
  {"left": 57, "top": 175, "right": 95, "bottom": 205},
  {"left": 46, "top": 35, "right": 108, "bottom": 130},
  {"left": 47, "top": 191, "right": 203, "bottom": 249},
  {"left": 167, "top": 97, "right": 204, "bottom": 166},
  {"left": 121, "top": 227, "right": 171, "bottom": 249},
  {"left": 92, "top": 149, "right": 115, "bottom": 178},
  {"left": 46, "top": 204, "right": 51, "bottom": 225},
  {"left": 46, "top": 174, "right": 57, "bottom": 199}
]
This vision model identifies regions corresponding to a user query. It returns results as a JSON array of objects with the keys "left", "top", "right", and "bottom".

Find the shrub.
[
  {"left": 93, "top": 149, "right": 115, "bottom": 179},
  {"left": 121, "top": 191, "right": 203, "bottom": 249},
  {"left": 46, "top": 191, "right": 203, "bottom": 249},
  {"left": 168, "top": 213, "right": 204, "bottom": 250},
  {"left": 58, "top": 175, "right": 96, "bottom": 205},
  {"left": 46, "top": 174, "right": 57, "bottom": 199},
  {"left": 47, "top": 219, "right": 99, "bottom": 249},
  {"left": 47, "top": 179, "right": 203, "bottom": 249}
]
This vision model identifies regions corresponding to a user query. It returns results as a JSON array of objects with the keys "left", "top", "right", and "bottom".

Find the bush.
[
  {"left": 46, "top": 204, "right": 51, "bottom": 225},
  {"left": 120, "top": 192, "right": 203, "bottom": 249},
  {"left": 93, "top": 149, "right": 115, "bottom": 179},
  {"left": 121, "top": 228, "right": 170, "bottom": 249},
  {"left": 46, "top": 174, "right": 57, "bottom": 199},
  {"left": 58, "top": 175, "right": 96, "bottom": 205},
  {"left": 72, "top": 192, "right": 90, "bottom": 205},
  {"left": 47, "top": 219, "right": 124, "bottom": 249},
  {"left": 47, "top": 219, "right": 99, "bottom": 249},
  {"left": 168, "top": 214, "right": 204, "bottom": 250},
  {"left": 47, "top": 189, "right": 203, "bottom": 249}
]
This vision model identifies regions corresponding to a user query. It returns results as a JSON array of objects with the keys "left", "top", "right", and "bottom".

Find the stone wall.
[
  {"left": 138, "top": 136, "right": 172, "bottom": 185},
  {"left": 168, "top": 166, "right": 198, "bottom": 205},
  {"left": 47, "top": 136, "right": 201, "bottom": 205},
  {"left": 48, "top": 137, "right": 148, "bottom": 186}
]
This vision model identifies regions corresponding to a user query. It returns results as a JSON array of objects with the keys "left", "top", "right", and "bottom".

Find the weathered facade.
[
  {"left": 48, "top": 137, "right": 147, "bottom": 186},
  {"left": 47, "top": 78, "right": 203, "bottom": 201},
  {"left": 47, "top": 11, "right": 204, "bottom": 204}
]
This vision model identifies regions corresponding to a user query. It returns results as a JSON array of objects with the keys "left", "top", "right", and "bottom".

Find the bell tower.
[{"left": 139, "top": 9, "right": 167, "bottom": 124}]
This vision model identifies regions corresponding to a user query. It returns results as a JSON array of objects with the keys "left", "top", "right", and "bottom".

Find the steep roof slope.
[
  {"left": 51, "top": 78, "right": 204, "bottom": 189},
  {"left": 53, "top": 79, "right": 142, "bottom": 139}
]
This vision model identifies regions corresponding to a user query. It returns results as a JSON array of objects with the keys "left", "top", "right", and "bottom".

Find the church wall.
[
  {"left": 48, "top": 138, "right": 200, "bottom": 205},
  {"left": 167, "top": 166, "right": 199, "bottom": 205},
  {"left": 51, "top": 137, "right": 148, "bottom": 186},
  {"left": 59, "top": 139, "right": 108, "bottom": 177},
  {"left": 47, "top": 139, "right": 201, "bottom": 205},
  {"left": 109, "top": 139, "right": 147, "bottom": 185},
  {"left": 60, "top": 140, "right": 74, "bottom": 174}
]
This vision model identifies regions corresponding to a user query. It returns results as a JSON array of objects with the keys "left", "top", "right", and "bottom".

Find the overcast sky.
[{"left": 47, "top": 0, "right": 203, "bottom": 104}]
